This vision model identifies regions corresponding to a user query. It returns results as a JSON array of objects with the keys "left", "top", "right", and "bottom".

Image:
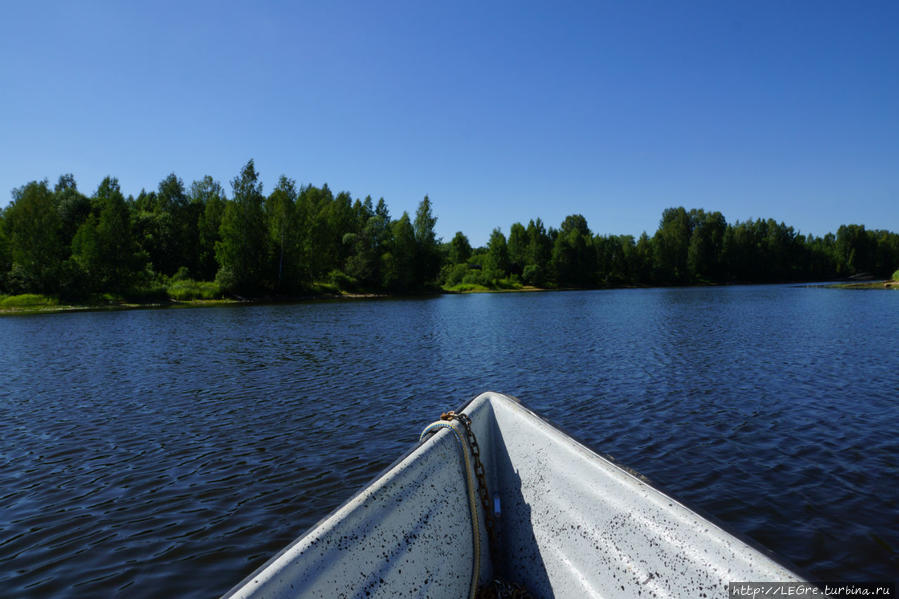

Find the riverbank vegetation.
[
  {"left": 830, "top": 269, "right": 899, "bottom": 290},
  {"left": 2, "top": 160, "right": 898, "bottom": 307},
  {"left": 0, "top": 293, "right": 60, "bottom": 309}
]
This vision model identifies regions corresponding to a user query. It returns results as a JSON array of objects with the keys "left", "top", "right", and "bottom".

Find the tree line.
[
  {"left": 1, "top": 159, "right": 897, "bottom": 300},
  {"left": 453, "top": 208, "right": 899, "bottom": 290}
]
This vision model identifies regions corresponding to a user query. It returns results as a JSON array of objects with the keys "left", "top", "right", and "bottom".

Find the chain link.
[
  {"left": 476, "top": 579, "right": 534, "bottom": 599},
  {"left": 436, "top": 409, "right": 535, "bottom": 599},
  {"left": 441, "top": 411, "right": 497, "bottom": 551}
]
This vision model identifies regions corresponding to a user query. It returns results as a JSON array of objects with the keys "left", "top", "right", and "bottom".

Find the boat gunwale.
[
  {"left": 221, "top": 392, "right": 490, "bottom": 598},
  {"left": 482, "top": 391, "right": 810, "bottom": 582},
  {"left": 223, "top": 390, "right": 808, "bottom": 597}
]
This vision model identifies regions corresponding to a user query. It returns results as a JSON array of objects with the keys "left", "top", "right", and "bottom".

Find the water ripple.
[{"left": 0, "top": 287, "right": 897, "bottom": 596}]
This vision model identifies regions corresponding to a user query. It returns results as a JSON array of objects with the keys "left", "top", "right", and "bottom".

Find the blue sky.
[{"left": 2, "top": 1, "right": 897, "bottom": 246}]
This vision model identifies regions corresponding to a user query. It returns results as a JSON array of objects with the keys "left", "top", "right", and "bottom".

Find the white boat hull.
[{"left": 225, "top": 392, "right": 801, "bottom": 598}]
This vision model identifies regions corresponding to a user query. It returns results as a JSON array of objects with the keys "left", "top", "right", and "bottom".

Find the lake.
[{"left": 1, "top": 285, "right": 896, "bottom": 596}]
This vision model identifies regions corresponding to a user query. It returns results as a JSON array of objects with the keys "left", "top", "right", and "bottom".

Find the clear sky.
[{"left": 2, "top": 0, "right": 897, "bottom": 246}]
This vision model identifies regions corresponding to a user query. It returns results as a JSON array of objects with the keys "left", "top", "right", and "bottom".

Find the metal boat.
[{"left": 225, "top": 391, "right": 802, "bottom": 598}]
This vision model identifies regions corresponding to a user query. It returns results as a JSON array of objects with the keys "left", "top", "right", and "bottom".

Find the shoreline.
[
  {"left": 826, "top": 280, "right": 898, "bottom": 290},
  {"left": 0, "top": 292, "right": 389, "bottom": 316},
  {"left": 2, "top": 279, "right": 896, "bottom": 316}
]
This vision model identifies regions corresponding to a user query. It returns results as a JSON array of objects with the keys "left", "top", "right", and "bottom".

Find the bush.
[
  {"left": 312, "top": 281, "right": 339, "bottom": 294},
  {"left": 328, "top": 269, "right": 358, "bottom": 292},
  {"left": 0, "top": 293, "right": 59, "bottom": 308},
  {"left": 441, "top": 263, "right": 469, "bottom": 286},
  {"left": 214, "top": 267, "right": 237, "bottom": 293},
  {"left": 461, "top": 269, "right": 487, "bottom": 287},
  {"left": 171, "top": 266, "right": 192, "bottom": 282},
  {"left": 167, "top": 279, "right": 222, "bottom": 300},
  {"left": 893, "top": 269, "right": 899, "bottom": 281},
  {"left": 523, "top": 264, "right": 545, "bottom": 287},
  {"left": 496, "top": 276, "right": 523, "bottom": 290},
  {"left": 443, "top": 283, "right": 490, "bottom": 293}
]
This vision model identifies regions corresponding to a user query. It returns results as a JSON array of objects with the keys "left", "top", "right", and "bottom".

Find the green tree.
[
  {"left": 633, "top": 232, "right": 654, "bottom": 284},
  {"left": 157, "top": 172, "right": 188, "bottom": 212},
  {"left": 383, "top": 212, "right": 416, "bottom": 292},
  {"left": 70, "top": 216, "right": 99, "bottom": 289},
  {"left": 191, "top": 176, "right": 227, "bottom": 280},
  {"left": 523, "top": 219, "right": 552, "bottom": 286},
  {"left": 560, "top": 214, "right": 590, "bottom": 237},
  {"left": 54, "top": 174, "right": 91, "bottom": 252},
  {"left": 615, "top": 235, "right": 639, "bottom": 283},
  {"left": 330, "top": 191, "right": 357, "bottom": 270},
  {"left": 265, "top": 175, "right": 298, "bottom": 291},
  {"left": 721, "top": 218, "right": 806, "bottom": 283},
  {"left": 448, "top": 231, "right": 472, "bottom": 265},
  {"left": 595, "top": 235, "right": 635, "bottom": 284},
  {"left": 507, "top": 222, "right": 527, "bottom": 276},
  {"left": 413, "top": 195, "right": 441, "bottom": 284},
  {"left": 486, "top": 228, "right": 510, "bottom": 280},
  {"left": 353, "top": 196, "right": 375, "bottom": 233},
  {"left": 161, "top": 172, "right": 201, "bottom": 276},
  {"left": 763, "top": 219, "right": 801, "bottom": 281},
  {"left": 346, "top": 199, "right": 392, "bottom": 289},
  {"left": 134, "top": 173, "right": 199, "bottom": 277},
  {"left": 835, "top": 224, "right": 876, "bottom": 276},
  {"left": 653, "top": 207, "right": 692, "bottom": 284},
  {"left": 413, "top": 195, "right": 437, "bottom": 246},
  {"left": 721, "top": 221, "right": 755, "bottom": 282},
  {"left": 552, "top": 214, "right": 595, "bottom": 287},
  {"left": 552, "top": 229, "right": 595, "bottom": 287},
  {"left": 802, "top": 233, "right": 838, "bottom": 281},
  {"left": 687, "top": 210, "right": 726, "bottom": 282},
  {"left": 72, "top": 177, "right": 140, "bottom": 292},
  {"left": 0, "top": 210, "right": 10, "bottom": 292},
  {"left": 4, "top": 180, "right": 64, "bottom": 293},
  {"left": 133, "top": 189, "right": 157, "bottom": 213},
  {"left": 871, "top": 230, "right": 899, "bottom": 277},
  {"left": 297, "top": 185, "right": 323, "bottom": 277},
  {"left": 216, "top": 160, "right": 269, "bottom": 293},
  {"left": 303, "top": 185, "right": 355, "bottom": 279},
  {"left": 54, "top": 173, "right": 77, "bottom": 193}
]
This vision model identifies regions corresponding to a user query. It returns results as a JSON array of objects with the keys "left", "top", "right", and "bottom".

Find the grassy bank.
[
  {"left": 166, "top": 279, "right": 222, "bottom": 300},
  {"left": 0, "top": 292, "right": 223, "bottom": 315},
  {"left": 4, "top": 275, "right": 897, "bottom": 315},
  {"left": 442, "top": 283, "right": 545, "bottom": 293},
  {"left": 830, "top": 280, "right": 899, "bottom": 290},
  {"left": 0, "top": 294, "right": 61, "bottom": 310},
  {"left": 0, "top": 279, "right": 387, "bottom": 315},
  {"left": 829, "top": 269, "right": 899, "bottom": 289}
]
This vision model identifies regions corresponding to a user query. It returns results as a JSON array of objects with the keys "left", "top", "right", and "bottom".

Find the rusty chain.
[
  {"left": 476, "top": 579, "right": 534, "bottom": 599},
  {"left": 440, "top": 412, "right": 497, "bottom": 554},
  {"left": 437, "top": 410, "right": 535, "bottom": 599}
]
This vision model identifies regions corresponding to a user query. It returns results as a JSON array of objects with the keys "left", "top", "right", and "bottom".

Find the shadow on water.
[{"left": 490, "top": 422, "right": 553, "bottom": 597}]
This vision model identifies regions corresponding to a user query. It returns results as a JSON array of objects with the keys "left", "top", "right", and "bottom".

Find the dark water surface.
[{"left": 1, "top": 286, "right": 897, "bottom": 596}]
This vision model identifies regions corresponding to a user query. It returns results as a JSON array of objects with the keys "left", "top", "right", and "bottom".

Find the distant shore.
[
  {"left": 0, "top": 293, "right": 387, "bottom": 316},
  {"left": 2, "top": 279, "right": 896, "bottom": 316},
  {"left": 827, "top": 280, "right": 898, "bottom": 290}
]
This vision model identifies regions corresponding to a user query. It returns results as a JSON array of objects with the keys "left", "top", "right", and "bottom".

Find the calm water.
[{"left": 1, "top": 286, "right": 897, "bottom": 596}]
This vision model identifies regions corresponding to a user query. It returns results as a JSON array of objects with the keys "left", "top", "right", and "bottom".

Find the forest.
[{"left": 1, "top": 159, "right": 898, "bottom": 304}]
